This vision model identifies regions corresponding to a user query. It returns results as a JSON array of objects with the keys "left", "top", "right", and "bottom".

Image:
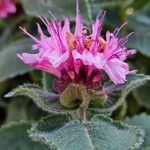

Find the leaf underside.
[{"left": 5, "top": 84, "right": 71, "bottom": 114}]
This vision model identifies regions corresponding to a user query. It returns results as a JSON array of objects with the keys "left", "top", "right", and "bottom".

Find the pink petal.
[
  {"left": 7, "top": 1, "right": 16, "bottom": 13},
  {"left": 17, "top": 53, "right": 38, "bottom": 64},
  {"left": 51, "top": 51, "right": 69, "bottom": 68},
  {"left": 0, "top": 0, "right": 16, "bottom": 18},
  {"left": 104, "top": 58, "right": 129, "bottom": 84},
  {"left": 74, "top": 59, "right": 83, "bottom": 75},
  {"left": 74, "top": 0, "right": 83, "bottom": 36},
  {"left": 72, "top": 50, "right": 105, "bottom": 69},
  {"left": 17, "top": 53, "right": 61, "bottom": 77}
]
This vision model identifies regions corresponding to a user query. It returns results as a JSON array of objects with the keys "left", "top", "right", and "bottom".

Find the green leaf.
[
  {"left": 127, "top": 9, "right": 150, "bottom": 57},
  {"left": 60, "top": 83, "right": 90, "bottom": 109},
  {"left": 90, "top": 0, "right": 126, "bottom": 9},
  {"left": 5, "top": 84, "right": 71, "bottom": 114},
  {"left": 127, "top": 34, "right": 150, "bottom": 57},
  {"left": 128, "top": 0, "right": 150, "bottom": 10},
  {"left": 133, "top": 82, "right": 150, "bottom": 108},
  {"left": 127, "top": 11, "right": 150, "bottom": 30},
  {"left": 29, "top": 114, "right": 144, "bottom": 150},
  {"left": 26, "top": 101, "right": 48, "bottom": 121},
  {"left": 112, "top": 101, "right": 127, "bottom": 120},
  {"left": 125, "top": 114, "right": 150, "bottom": 149},
  {"left": 0, "top": 121, "right": 48, "bottom": 150},
  {"left": 21, "top": 0, "right": 91, "bottom": 22},
  {"left": 5, "top": 97, "right": 47, "bottom": 122},
  {"left": 6, "top": 98, "right": 28, "bottom": 123},
  {"left": 89, "top": 74, "right": 150, "bottom": 115},
  {"left": 0, "top": 39, "right": 32, "bottom": 83}
]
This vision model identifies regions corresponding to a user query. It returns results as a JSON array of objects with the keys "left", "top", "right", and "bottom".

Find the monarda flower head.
[
  {"left": 0, "top": 0, "right": 16, "bottom": 18},
  {"left": 18, "top": 1, "right": 136, "bottom": 94}
]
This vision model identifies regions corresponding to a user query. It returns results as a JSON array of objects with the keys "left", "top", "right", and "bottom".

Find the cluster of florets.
[
  {"left": 18, "top": 2, "right": 136, "bottom": 93},
  {"left": 0, "top": 0, "right": 16, "bottom": 18}
]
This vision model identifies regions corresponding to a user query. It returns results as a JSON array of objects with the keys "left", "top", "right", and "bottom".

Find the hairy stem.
[{"left": 76, "top": 107, "right": 87, "bottom": 123}]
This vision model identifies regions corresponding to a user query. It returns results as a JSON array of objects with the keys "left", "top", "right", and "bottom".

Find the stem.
[{"left": 76, "top": 107, "right": 87, "bottom": 123}]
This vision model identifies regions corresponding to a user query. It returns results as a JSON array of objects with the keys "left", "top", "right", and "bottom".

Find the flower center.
[
  {"left": 98, "top": 37, "right": 106, "bottom": 53},
  {"left": 66, "top": 28, "right": 106, "bottom": 52},
  {"left": 66, "top": 32, "right": 76, "bottom": 51}
]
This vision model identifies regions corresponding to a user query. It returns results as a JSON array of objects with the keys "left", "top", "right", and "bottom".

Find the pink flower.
[
  {"left": 18, "top": 0, "right": 136, "bottom": 92},
  {"left": 0, "top": 0, "right": 16, "bottom": 18}
]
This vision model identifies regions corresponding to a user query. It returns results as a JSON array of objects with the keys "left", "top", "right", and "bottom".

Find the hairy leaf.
[
  {"left": 0, "top": 39, "right": 32, "bottom": 83},
  {"left": 0, "top": 121, "right": 48, "bottom": 150},
  {"left": 29, "top": 114, "right": 143, "bottom": 150},
  {"left": 26, "top": 101, "right": 48, "bottom": 121},
  {"left": 5, "top": 84, "right": 70, "bottom": 114},
  {"left": 89, "top": 74, "right": 150, "bottom": 115},
  {"left": 125, "top": 114, "right": 150, "bottom": 149}
]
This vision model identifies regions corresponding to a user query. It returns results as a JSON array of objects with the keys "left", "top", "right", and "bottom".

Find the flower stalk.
[{"left": 76, "top": 107, "right": 87, "bottom": 123}]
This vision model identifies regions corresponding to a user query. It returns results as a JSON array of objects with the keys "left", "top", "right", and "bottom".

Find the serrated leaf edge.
[
  {"left": 28, "top": 114, "right": 73, "bottom": 149},
  {"left": 29, "top": 114, "right": 144, "bottom": 150},
  {"left": 91, "top": 114, "right": 144, "bottom": 150},
  {"left": 91, "top": 74, "right": 150, "bottom": 114},
  {"left": 5, "top": 84, "right": 65, "bottom": 114}
]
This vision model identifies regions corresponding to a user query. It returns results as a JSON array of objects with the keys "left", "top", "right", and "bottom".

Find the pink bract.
[
  {"left": 18, "top": 1, "right": 136, "bottom": 92},
  {"left": 0, "top": 0, "right": 16, "bottom": 18}
]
